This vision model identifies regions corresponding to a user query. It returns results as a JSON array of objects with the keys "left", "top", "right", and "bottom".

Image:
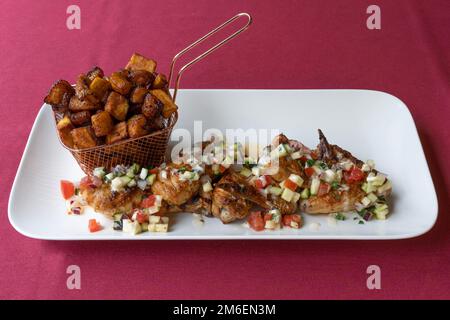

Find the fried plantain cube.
[
  {"left": 152, "top": 73, "right": 168, "bottom": 89},
  {"left": 44, "top": 80, "right": 75, "bottom": 111},
  {"left": 69, "top": 95, "right": 99, "bottom": 112},
  {"left": 150, "top": 89, "right": 178, "bottom": 118},
  {"left": 70, "top": 111, "right": 91, "bottom": 126},
  {"left": 129, "top": 70, "right": 155, "bottom": 86},
  {"left": 125, "top": 53, "right": 157, "bottom": 73},
  {"left": 75, "top": 74, "right": 100, "bottom": 105},
  {"left": 127, "top": 114, "right": 149, "bottom": 138},
  {"left": 86, "top": 66, "right": 104, "bottom": 84},
  {"left": 89, "top": 77, "right": 110, "bottom": 100},
  {"left": 71, "top": 126, "right": 98, "bottom": 149},
  {"left": 105, "top": 91, "right": 129, "bottom": 121},
  {"left": 56, "top": 115, "right": 75, "bottom": 148},
  {"left": 142, "top": 93, "right": 162, "bottom": 119},
  {"left": 130, "top": 86, "right": 148, "bottom": 104},
  {"left": 109, "top": 71, "right": 132, "bottom": 95},
  {"left": 147, "top": 115, "right": 166, "bottom": 133},
  {"left": 91, "top": 111, "right": 114, "bottom": 137},
  {"left": 106, "top": 122, "right": 128, "bottom": 144}
]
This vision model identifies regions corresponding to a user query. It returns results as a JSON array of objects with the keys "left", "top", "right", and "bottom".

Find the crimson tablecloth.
[{"left": 1, "top": 0, "right": 449, "bottom": 299}]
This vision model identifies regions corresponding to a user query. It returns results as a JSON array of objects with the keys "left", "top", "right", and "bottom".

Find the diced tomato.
[
  {"left": 282, "top": 215, "right": 293, "bottom": 226},
  {"left": 305, "top": 167, "right": 316, "bottom": 177},
  {"left": 299, "top": 156, "right": 308, "bottom": 164},
  {"left": 317, "top": 183, "right": 331, "bottom": 196},
  {"left": 149, "top": 168, "right": 159, "bottom": 174},
  {"left": 263, "top": 175, "right": 272, "bottom": 185},
  {"left": 264, "top": 213, "right": 273, "bottom": 221},
  {"left": 248, "top": 211, "right": 265, "bottom": 231},
  {"left": 310, "top": 151, "right": 319, "bottom": 160},
  {"left": 79, "top": 176, "right": 93, "bottom": 190},
  {"left": 219, "top": 165, "right": 227, "bottom": 173},
  {"left": 282, "top": 214, "right": 302, "bottom": 228},
  {"left": 284, "top": 179, "right": 298, "bottom": 191},
  {"left": 255, "top": 175, "right": 271, "bottom": 190},
  {"left": 255, "top": 179, "right": 264, "bottom": 190},
  {"left": 141, "top": 195, "right": 156, "bottom": 208},
  {"left": 60, "top": 180, "right": 75, "bottom": 200},
  {"left": 88, "top": 219, "right": 102, "bottom": 233},
  {"left": 136, "top": 211, "right": 148, "bottom": 223},
  {"left": 344, "top": 166, "right": 365, "bottom": 183}
]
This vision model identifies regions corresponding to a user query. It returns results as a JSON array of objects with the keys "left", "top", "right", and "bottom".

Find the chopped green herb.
[
  {"left": 331, "top": 181, "right": 339, "bottom": 190},
  {"left": 335, "top": 213, "right": 346, "bottom": 221},
  {"left": 318, "top": 162, "right": 328, "bottom": 170},
  {"left": 306, "top": 159, "right": 315, "bottom": 167},
  {"left": 358, "top": 221, "right": 365, "bottom": 225}
]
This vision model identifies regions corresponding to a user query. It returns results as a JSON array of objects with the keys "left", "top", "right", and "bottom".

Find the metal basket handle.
[{"left": 168, "top": 12, "right": 252, "bottom": 102}]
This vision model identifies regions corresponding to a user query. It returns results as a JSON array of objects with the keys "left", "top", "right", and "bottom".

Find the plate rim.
[{"left": 8, "top": 89, "right": 439, "bottom": 240}]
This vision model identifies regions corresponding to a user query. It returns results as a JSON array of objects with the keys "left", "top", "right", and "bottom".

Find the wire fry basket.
[{"left": 54, "top": 12, "right": 252, "bottom": 174}]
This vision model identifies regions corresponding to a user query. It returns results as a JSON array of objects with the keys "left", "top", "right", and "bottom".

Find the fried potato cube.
[
  {"left": 86, "top": 66, "right": 104, "bottom": 84},
  {"left": 125, "top": 53, "right": 157, "bottom": 73},
  {"left": 142, "top": 94, "right": 162, "bottom": 119},
  {"left": 71, "top": 126, "right": 98, "bottom": 149},
  {"left": 130, "top": 86, "right": 148, "bottom": 104},
  {"left": 91, "top": 111, "right": 114, "bottom": 137},
  {"left": 56, "top": 115, "right": 75, "bottom": 148},
  {"left": 69, "top": 96, "right": 99, "bottom": 112},
  {"left": 109, "top": 71, "right": 132, "bottom": 95},
  {"left": 152, "top": 73, "right": 168, "bottom": 89},
  {"left": 129, "top": 70, "right": 155, "bottom": 86},
  {"left": 106, "top": 122, "right": 128, "bottom": 144},
  {"left": 89, "top": 77, "right": 110, "bottom": 100},
  {"left": 127, "top": 114, "right": 149, "bottom": 138},
  {"left": 105, "top": 92, "right": 129, "bottom": 121},
  {"left": 150, "top": 89, "right": 178, "bottom": 118},
  {"left": 44, "top": 80, "right": 75, "bottom": 109},
  {"left": 70, "top": 111, "right": 91, "bottom": 126}
]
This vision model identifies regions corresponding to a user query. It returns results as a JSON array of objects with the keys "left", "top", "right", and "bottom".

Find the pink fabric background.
[{"left": 1, "top": 0, "right": 449, "bottom": 299}]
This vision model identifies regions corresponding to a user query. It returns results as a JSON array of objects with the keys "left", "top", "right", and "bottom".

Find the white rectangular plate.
[{"left": 8, "top": 90, "right": 437, "bottom": 240}]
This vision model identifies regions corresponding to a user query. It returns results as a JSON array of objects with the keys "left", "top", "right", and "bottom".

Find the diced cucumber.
[
  {"left": 310, "top": 177, "right": 320, "bottom": 196},
  {"left": 105, "top": 172, "right": 115, "bottom": 181},
  {"left": 122, "top": 219, "right": 142, "bottom": 235},
  {"left": 265, "top": 220, "right": 277, "bottom": 230},
  {"left": 121, "top": 176, "right": 132, "bottom": 184},
  {"left": 203, "top": 181, "right": 213, "bottom": 193},
  {"left": 271, "top": 144, "right": 288, "bottom": 158},
  {"left": 323, "top": 169, "right": 336, "bottom": 183},
  {"left": 251, "top": 167, "right": 261, "bottom": 177},
  {"left": 367, "top": 173, "right": 386, "bottom": 186},
  {"left": 367, "top": 193, "right": 378, "bottom": 203},
  {"left": 155, "top": 223, "right": 168, "bottom": 233},
  {"left": 111, "top": 177, "right": 127, "bottom": 191},
  {"left": 212, "top": 164, "right": 220, "bottom": 174},
  {"left": 146, "top": 174, "right": 156, "bottom": 186},
  {"left": 300, "top": 188, "right": 310, "bottom": 199},
  {"left": 289, "top": 174, "right": 304, "bottom": 187},
  {"left": 269, "top": 186, "right": 283, "bottom": 196},
  {"left": 361, "top": 163, "right": 371, "bottom": 172},
  {"left": 137, "top": 179, "right": 147, "bottom": 190},
  {"left": 127, "top": 179, "right": 137, "bottom": 188},
  {"left": 93, "top": 167, "right": 105, "bottom": 178},
  {"left": 140, "top": 222, "right": 149, "bottom": 232},
  {"left": 291, "top": 191, "right": 301, "bottom": 203},
  {"left": 147, "top": 205, "right": 160, "bottom": 215},
  {"left": 361, "top": 182, "right": 377, "bottom": 194},
  {"left": 377, "top": 180, "right": 392, "bottom": 195},
  {"left": 113, "top": 213, "right": 123, "bottom": 221},
  {"left": 361, "top": 197, "right": 371, "bottom": 207},
  {"left": 149, "top": 215, "right": 161, "bottom": 224},
  {"left": 291, "top": 151, "right": 302, "bottom": 160},
  {"left": 281, "top": 188, "right": 295, "bottom": 202},
  {"left": 139, "top": 168, "right": 148, "bottom": 180},
  {"left": 148, "top": 223, "right": 156, "bottom": 232},
  {"left": 240, "top": 167, "right": 252, "bottom": 178}
]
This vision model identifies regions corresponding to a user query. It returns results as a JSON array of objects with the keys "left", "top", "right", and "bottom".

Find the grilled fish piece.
[{"left": 212, "top": 172, "right": 270, "bottom": 223}]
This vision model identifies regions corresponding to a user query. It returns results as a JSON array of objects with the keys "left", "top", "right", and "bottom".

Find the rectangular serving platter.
[{"left": 8, "top": 89, "right": 438, "bottom": 240}]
